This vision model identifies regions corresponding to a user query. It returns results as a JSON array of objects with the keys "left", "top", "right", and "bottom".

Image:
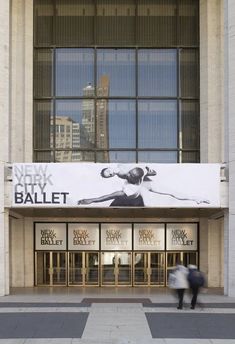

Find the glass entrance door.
[
  {"left": 101, "top": 252, "right": 132, "bottom": 286},
  {"left": 68, "top": 252, "right": 83, "bottom": 285},
  {"left": 166, "top": 252, "right": 198, "bottom": 284},
  {"left": 68, "top": 252, "right": 99, "bottom": 286},
  {"left": 85, "top": 252, "right": 99, "bottom": 285},
  {"left": 150, "top": 252, "right": 165, "bottom": 286},
  {"left": 133, "top": 252, "right": 165, "bottom": 286},
  {"left": 35, "top": 251, "right": 67, "bottom": 286}
]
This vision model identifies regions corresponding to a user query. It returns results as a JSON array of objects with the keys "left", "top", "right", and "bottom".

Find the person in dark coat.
[{"left": 187, "top": 265, "right": 205, "bottom": 309}]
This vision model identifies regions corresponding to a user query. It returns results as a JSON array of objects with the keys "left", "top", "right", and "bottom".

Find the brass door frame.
[
  {"left": 133, "top": 252, "right": 149, "bottom": 286},
  {"left": 84, "top": 251, "right": 99, "bottom": 286},
  {"left": 149, "top": 252, "right": 165, "bottom": 286},
  {"left": 68, "top": 251, "right": 99, "bottom": 286},
  {"left": 35, "top": 250, "right": 198, "bottom": 287},
  {"left": 100, "top": 252, "right": 132, "bottom": 287},
  {"left": 133, "top": 252, "right": 165, "bottom": 287},
  {"left": 35, "top": 251, "right": 67, "bottom": 286},
  {"left": 68, "top": 251, "right": 83, "bottom": 286}
]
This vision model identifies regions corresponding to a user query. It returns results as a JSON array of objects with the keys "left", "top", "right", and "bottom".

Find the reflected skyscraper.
[
  {"left": 82, "top": 83, "right": 95, "bottom": 147},
  {"left": 82, "top": 75, "right": 110, "bottom": 162},
  {"left": 96, "top": 75, "right": 110, "bottom": 162},
  {"left": 54, "top": 116, "right": 90, "bottom": 162}
]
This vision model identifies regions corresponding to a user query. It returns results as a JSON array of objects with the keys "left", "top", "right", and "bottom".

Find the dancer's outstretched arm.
[
  {"left": 148, "top": 184, "right": 210, "bottom": 204},
  {"left": 78, "top": 191, "right": 125, "bottom": 205}
]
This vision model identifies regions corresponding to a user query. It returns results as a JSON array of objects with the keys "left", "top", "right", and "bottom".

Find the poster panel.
[
  {"left": 101, "top": 223, "right": 132, "bottom": 251},
  {"left": 166, "top": 223, "right": 198, "bottom": 251},
  {"left": 12, "top": 163, "right": 221, "bottom": 208},
  {"left": 134, "top": 223, "right": 165, "bottom": 250},
  {"left": 35, "top": 223, "right": 67, "bottom": 250},
  {"left": 68, "top": 223, "right": 99, "bottom": 250}
]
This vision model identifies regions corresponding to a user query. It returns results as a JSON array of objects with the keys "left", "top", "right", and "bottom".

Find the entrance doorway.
[
  {"left": 133, "top": 252, "right": 165, "bottom": 286},
  {"left": 35, "top": 250, "right": 198, "bottom": 287},
  {"left": 68, "top": 252, "right": 99, "bottom": 286},
  {"left": 101, "top": 252, "right": 132, "bottom": 286},
  {"left": 35, "top": 251, "right": 67, "bottom": 286}
]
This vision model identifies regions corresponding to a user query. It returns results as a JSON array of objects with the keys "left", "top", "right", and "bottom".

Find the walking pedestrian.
[
  {"left": 187, "top": 265, "right": 205, "bottom": 309},
  {"left": 168, "top": 261, "right": 189, "bottom": 310}
]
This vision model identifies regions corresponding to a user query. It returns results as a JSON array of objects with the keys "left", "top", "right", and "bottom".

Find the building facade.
[{"left": 0, "top": 0, "right": 234, "bottom": 296}]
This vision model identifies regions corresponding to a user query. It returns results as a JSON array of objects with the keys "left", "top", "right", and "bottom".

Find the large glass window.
[{"left": 34, "top": 0, "right": 199, "bottom": 163}]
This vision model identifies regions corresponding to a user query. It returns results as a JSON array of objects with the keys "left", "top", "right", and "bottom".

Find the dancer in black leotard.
[{"left": 77, "top": 165, "right": 210, "bottom": 207}]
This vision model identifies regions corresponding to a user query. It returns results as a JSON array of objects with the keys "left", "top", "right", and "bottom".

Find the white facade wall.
[
  {"left": 10, "top": 217, "right": 34, "bottom": 287},
  {"left": 199, "top": 0, "right": 225, "bottom": 288},
  {"left": 224, "top": 0, "right": 235, "bottom": 296},
  {"left": 199, "top": 219, "right": 209, "bottom": 279},
  {"left": 10, "top": 0, "right": 33, "bottom": 162},
  {"left": 0, "top": 1, "right": 10, "bottom": 163},
  {"left": 0, "top": 164, "right": 10, "bottom": 295},
  {"left": 208, "top": 219, "right": 224, "bottom": 287},
  {"left": 0, "top": 0, "right": 10, "bottom": 296},
  {"left": 200, "top": 0, "right": 224, "bottom": 164},
  {"left": 200, "top": 218, "right": 224, "bottom": 288}
]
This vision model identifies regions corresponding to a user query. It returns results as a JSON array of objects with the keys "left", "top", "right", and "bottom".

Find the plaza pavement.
[{"left": 0, "top": 287, "right": 235, "bottom": 344}]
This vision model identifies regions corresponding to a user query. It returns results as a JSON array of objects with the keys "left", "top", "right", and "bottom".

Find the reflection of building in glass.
[
  {"left": 54, "top": 116, "right": 89, "bottom": 162},
  {"left": 71, "top": 122, "right": 83, "bottom": 162},
  {"left": 82, "top": 83, "right": 95, "bottom": 147},
  {"left": 82, "top": 76, "right": 110, "bottom": 162},
  {"left": 97, "top": 75, "right": 110, "bottom": 162},
  {"left": 54, "top": 77, "right": 110, "bottom": 163}
]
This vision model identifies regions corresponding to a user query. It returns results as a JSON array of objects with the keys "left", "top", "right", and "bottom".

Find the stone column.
[
  {"left": 0, "top": 1, "right": 10, "bottom": 162},
  {"left": 200, "top": 0, "right": 224, "bottom": 163},
  {"left": 0, "top": 0, "right": 10, "bottom": 296},
  {"left": 199, "top": 218, "right": 209, "bottom": 281},
  {"left": 0, "top": 164, "right": 10, "bottom": 296},
  {"left": 224, "top": 0, "right": 235, "bottom": 297},
  {"left": 208, "top": 219, "right": 224, "bottom": 287},
  {"left": 10, "top": 0, "right": 33, "bottom": 162},
  {"left": 200, "top": 218, "right": 224, "bottom": 288}
]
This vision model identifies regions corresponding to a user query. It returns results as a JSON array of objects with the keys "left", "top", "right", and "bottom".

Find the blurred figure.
[
  {"left": 169, "top": 262, "right": 189, "bottom": 310},
  {"left": 187, "top": 265, "right": 205, "bottom": 309}
]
